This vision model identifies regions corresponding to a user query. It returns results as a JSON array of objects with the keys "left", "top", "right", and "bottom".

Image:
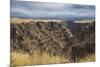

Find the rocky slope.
[
  {"left": 10, "top": 19, "right": 95, "bottom": 59},
  {"left": 11, "top": 20, "right": 79, "bottom": 56},
  {"left": 66, "top": 20, "right": 95, "bottom": 41}
]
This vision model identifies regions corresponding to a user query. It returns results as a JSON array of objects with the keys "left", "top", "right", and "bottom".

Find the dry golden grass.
[
  {"left": 11, "top": 51, "right": 68, "bottom": 66},
  {"left": 11, "top": 18, "right": 33, "bottom": 24},
  {"left": 11, "top": 18, "right": 64, "bottom": 24},
  {"left": 11, "top": 51, "right": 95, "bottom": 66},
  {"left": 80, "top": 54, "right": 95, "bottom": 62}
]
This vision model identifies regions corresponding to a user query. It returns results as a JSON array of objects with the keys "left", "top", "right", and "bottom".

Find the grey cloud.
[{"left": 11, "top": 1, "right": 95, "bottom": 19}]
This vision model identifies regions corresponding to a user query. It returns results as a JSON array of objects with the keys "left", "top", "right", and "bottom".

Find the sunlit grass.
[
  {"left": 80, "top": 54, "right": 95, "bottom": 62},
  {"left": 11, "top": 18, "right": 33, "bottom": 23},
  {"left": 11, "top": 18, "right": 64, "bottom": 24},
  {"left": 11, "top": 51, "right": 95, "bottom": 66},
  {"left": 11, "top": 51, "right": 68, "bottom": 66}
]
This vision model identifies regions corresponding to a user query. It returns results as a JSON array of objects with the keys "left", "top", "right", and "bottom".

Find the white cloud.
[{"left": 11, "top": 1, "right": 95, "bottom": 19}]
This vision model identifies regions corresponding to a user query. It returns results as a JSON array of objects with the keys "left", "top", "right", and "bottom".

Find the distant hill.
[{"left": 11, "top": 16, "right": 95, "bottom": 20}]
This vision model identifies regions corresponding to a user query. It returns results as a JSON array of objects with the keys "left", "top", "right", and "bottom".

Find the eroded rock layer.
[{"left": 11, "top": 21, "right": 77, "bottom": 56}]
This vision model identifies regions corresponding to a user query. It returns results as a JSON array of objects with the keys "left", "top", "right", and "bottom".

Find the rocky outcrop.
[
  {"left": 67, "top": 20, "right": 95, "bottom": 41},
  {"left": 11, "top": 21, "right": 78, "bottom": 56},
  {"left": 10, "top": 19, "right": 95, "bottom": 62}
]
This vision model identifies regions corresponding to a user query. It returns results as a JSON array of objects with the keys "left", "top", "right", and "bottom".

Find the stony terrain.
[
  {"left": 10, "top": 18, "right": 95, "bottom": 65},
  {"left": 11, "top": 20, "right": 79, "bottom": 56}
]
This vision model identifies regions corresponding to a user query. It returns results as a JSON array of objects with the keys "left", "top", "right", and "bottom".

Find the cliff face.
[
  {"left": 11, "top": 21, "right": 77, "bottom": 56},
  {"left": 11, "top": 19, "right": 95, "bottom": 58}
]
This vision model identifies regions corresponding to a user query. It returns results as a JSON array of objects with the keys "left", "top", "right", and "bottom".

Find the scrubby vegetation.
[
  {"left": 11, "top": 51, "right": 95, "bottom": 66},
  {"left": 10, "top": 18, "right": 95, "bottom": 66},
  {"left": 11, "top": 51, "right": 68, "bottom": 66}
]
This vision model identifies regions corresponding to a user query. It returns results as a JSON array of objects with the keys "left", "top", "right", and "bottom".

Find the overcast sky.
[{"left": 11, "top": 0, "right": 95, "bottom": 19}]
